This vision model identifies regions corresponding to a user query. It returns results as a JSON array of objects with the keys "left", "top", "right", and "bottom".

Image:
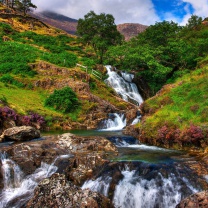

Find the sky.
[{"left": 32, "top": 0, "right": 208, "bottom": 25}]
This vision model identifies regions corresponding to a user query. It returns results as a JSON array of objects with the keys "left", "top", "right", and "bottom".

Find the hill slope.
[
  {"left": 0, "top": 10, "right": 137, "bottom": 131},
  {"left": 138, "top": 58, "right": 208, "bottom": 152},
  {"left": 30, "top": 11, "right": 78, "bottom": 34}
]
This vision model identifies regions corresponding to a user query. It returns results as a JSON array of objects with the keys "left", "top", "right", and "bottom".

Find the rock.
[
  {"left": 26, "top": 173, "right": 114, "bottom": 208},
  {"left": 123, "top": 125, "right": 140, "bottom": 138},
  {"left": 1, "top": 126, "right": 40, "bottom": 142},
  {"left": 176, "top": 190, "right": 208, "bottom": 208},
  {"left": 1, "top": 133, "right": 117, "bottom": 183}
]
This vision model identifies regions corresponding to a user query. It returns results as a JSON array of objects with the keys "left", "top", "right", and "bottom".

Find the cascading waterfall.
[
  {"left": 0, "top": 152, "right": 69, "bottom": 208},
  {"left": 81, "top": 138, "right": 202, "bottom": 208},
  {"left": 100, "top": 65, "right": 143, "bottom": 129},
  {"left": 105, "top": 65, "right": 143, "bottom": 106},
  {"left": 99, "top": 113, "right": 126, "bottom": 131},
  {"left": 82, "top": 175, "right": 112, "bottom": 197},
  {"left": 82, "top": 163, "right": 201, "bottom": 208}
]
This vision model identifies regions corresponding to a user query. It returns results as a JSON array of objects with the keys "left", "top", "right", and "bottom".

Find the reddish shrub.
[{"left": 182, "top": 124, "right": 204, "bottom": 147}]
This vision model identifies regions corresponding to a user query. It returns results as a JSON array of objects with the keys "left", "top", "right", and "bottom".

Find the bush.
[
  {"left": 0, "top": 74, "right": 24, "bottom": 88},
  {"left": 45, "top": 87, "right": 80, "bottom": 113}
]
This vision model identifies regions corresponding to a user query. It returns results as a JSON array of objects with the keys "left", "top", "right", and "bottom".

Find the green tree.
[
  {"left": 77, "top": 11, "right": 123, "bottom": 63},
  {"left": 16, "top": 0, "right": 37, "bottom": 15},
  {"left": 185, "top": 15, "right": 202, "bottom": 29}
]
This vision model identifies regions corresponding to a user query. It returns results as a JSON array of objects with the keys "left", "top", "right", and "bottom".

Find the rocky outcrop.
[
  {"left": 123, "top": 125, "right": 140, "bottom": 138},
  {"left": 176, "top": 190, "right": 208, "bottom": 208},
  {"left": 26, "top": 173, "right": 114, "bottom": 208},
  {"left": 0, "top": 126, "right": 40, "bottom": 142},
  {"left": 1, "top": 133, "right": 117, "bottom": 179}
]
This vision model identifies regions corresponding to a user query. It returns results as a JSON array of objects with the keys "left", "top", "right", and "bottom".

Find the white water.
[
  {"left": 131, "top": 115, "right": 142, "bottom": 125},
  {"left": 105, "top": 65, "right": 143, "bottom": 106},
  {"left": 0, "top": 153, "right": 69, "bottom": 208},
  {"left": 113, "top": 169, "right": 198, "bottom": 208},
  {"left": 100, "top": 113, "right": 126, "bottom": 131},
  {"left": 82, "top": 176, "right": 112, "bottom": 197},
  {"left": 82, "top": 165, "right": 200, "bottom": 208}
]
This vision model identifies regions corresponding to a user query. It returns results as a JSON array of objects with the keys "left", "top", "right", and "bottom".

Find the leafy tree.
[
  {"left": 45, "top": 87, "right": 80, "bottom": 113},
  {"left": 138, "top": 20, "right": 182, "bottom": 47},
  {"left": 185, "top": 15, "right": 202, "bottom": 29},
  {"left": 16, "top": 0, "right": 37, "bottom": 15},
  {"left": 77, "top": 11, "right": 123, "bottom": 63}
]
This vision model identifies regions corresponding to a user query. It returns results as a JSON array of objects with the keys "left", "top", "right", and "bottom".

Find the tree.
[
  {"left": 186, "top": 15, "right": 202, "bottom": 29},
  {"left": 77, "top": 11, "right": 123, "bottom": 63},
  {"left": 16, "top": 0, "right": 37, "bottom": 15}
]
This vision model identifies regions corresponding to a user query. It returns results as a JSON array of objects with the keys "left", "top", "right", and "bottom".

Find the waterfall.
[
  {"left": 99, "top": 113, "right": 126, "bottom": 131},
  {"left": 0, "top": 152, "right": 69, "bottom": 208},
  {"left": 81, "top": 163, "right": 201, "bottom": 208},
  {"left": 105, "top": 65, "right": 143, "bottom": 106},
  {"left": 82, "top": 175, "right": 112, "bottom": 197}
]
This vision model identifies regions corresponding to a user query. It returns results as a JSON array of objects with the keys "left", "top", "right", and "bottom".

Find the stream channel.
[{"left": 0, "top": 66, "right": 207, "bottom": 207}]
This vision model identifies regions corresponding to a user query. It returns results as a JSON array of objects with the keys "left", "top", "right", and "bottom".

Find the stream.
[{"left": 0, "top": 66, "right": 206, "bottom": 207}]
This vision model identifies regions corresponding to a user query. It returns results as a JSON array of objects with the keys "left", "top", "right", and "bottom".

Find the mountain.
[
  {"left": 30, "top": 11, "right": 147, "bottom": 40},
  {"left": 117, "top": 23, "right": 148, "bottom": 41},
  {"left": 30, "top": 11, "right": 78, "bottom": 34}
]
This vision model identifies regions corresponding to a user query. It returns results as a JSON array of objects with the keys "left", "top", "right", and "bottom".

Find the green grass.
[
  {"left": 142, "top": 65, "right": 208, "bottom": 136},
  {"left": 0, "top": 83, "right": 62, "bottom": 117}
]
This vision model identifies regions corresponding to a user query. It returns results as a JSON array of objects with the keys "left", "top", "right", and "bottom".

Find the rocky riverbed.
[{"left": 0, "top": 126, "right": 207, "bottom": 208}]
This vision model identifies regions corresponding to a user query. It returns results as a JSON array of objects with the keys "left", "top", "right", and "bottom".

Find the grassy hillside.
[
  {"left": 139, "top": 58, "right": 208, "bottom": 151},
  {"left": 0, "top": 9, "right": 131, "bottom": 130}
]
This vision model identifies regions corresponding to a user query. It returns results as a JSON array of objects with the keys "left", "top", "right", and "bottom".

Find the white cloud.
[
  {"left": 179, "top": 0, "right": 208, "bottom": 25},
  {"left": 32, "top": 0, "right": 160, "bottom": 25},
  {"left": 182, "top": 0, "right": 208, "bottom": 18}
]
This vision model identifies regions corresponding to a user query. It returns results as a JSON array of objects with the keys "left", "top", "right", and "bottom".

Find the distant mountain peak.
[
  {"left": 117, "top": 23, "right": 148, "bottom": 41},
  {"left": 30, "top": 11, "right": 147, "bottom": 40}
]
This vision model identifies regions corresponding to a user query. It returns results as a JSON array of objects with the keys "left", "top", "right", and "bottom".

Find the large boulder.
[
  {"left": 0, "top": 126, "right": 40, "bottom": 142},
  {"left": 176, "top": 190, "right": 208, "bottom": 208},
  {"left": 26, "top": 173, "right": 114, "bottom": 208}
]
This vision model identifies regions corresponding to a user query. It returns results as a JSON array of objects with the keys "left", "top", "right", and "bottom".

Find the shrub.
[
  {"left": 0, "top": 74, "right": 24, "bottom": 88},
  {"left": 45, "top": 87, "right": 80, "bottom": 113}
]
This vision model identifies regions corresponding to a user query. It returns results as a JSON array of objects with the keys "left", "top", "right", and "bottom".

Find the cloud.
[
  {"left": 182, "top": 0, "right": 208, "bottom": 18},
  {"left": 179, "top": 0, "right": 208, "bottom": 25},
  {"left": 32, "top": 0, "right": 160, "bottom": 25}
]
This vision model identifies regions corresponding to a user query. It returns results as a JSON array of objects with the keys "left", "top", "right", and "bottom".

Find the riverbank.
[{"left": 0, "top": 130, "right": 207, "bottom": 207}]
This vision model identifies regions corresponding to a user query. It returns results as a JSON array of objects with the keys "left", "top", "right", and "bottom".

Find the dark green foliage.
[
  {"left": 185, "top": 15, "right": 202, "bottom": 29},
  {"left": 107, "top": 16, "right": 208, "bottom": 95},
  {"left": 0, "top": 22, "right": 15, "bottom": 36},
  {"left": 77, "top": 11, "right": 123, "bottom": 63},
  {"left": 45, "top": 87, "right": 80, "bottom": 113},
  {"left": 0, "top": 74, "right": 24, "bottom": 88},
  {"left": 0, "top": 42, "right": 38, "bottom": 76}
]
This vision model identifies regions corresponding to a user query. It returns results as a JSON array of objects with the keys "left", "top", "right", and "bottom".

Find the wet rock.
[
  {"left": 26, "top": 173, "right": 114, "bottom": 208},
  {"left": 1, "top": 133, "right": 117, "bottom": 183},
  {"left": 125, "top": 108, "right": 138, "bottom": 125},
  {"left": 176, "top": 190, "right": 208, "bottom": 208},
  {"left": 0, "top": 126, "right": 40, "bottom": 142},
  {"left": 123, "top": 125, "right": 140, "bottom": 138}
]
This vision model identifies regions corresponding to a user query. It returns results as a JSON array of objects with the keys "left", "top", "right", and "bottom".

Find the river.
[{"left": 0, "top": 66, "right": 206, "bottom": 207}]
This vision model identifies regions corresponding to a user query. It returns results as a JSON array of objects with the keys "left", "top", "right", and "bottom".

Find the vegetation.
[
  {"left": 1, "top": 0, "right": 37, "bottom": 15},
  {"left": 106, "top": 15, "right": 208, "bottom": 95},
  {"left": 77, "top": 11, "right": 123, "bottom": 63},
  {"left": 45, "top": 87, "right": 80, "bottom": 113},
  {"left": 139, "top": 62, "right": 208, "bottom": 149}
]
